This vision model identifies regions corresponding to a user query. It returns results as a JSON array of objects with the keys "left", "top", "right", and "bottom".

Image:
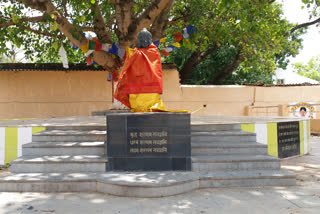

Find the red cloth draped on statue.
[{"left": 114, "top": 44, "right": 163, "bottom": 107}]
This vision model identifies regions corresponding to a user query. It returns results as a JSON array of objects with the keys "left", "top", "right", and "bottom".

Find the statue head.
[{"left": 137, "top": 28, "right": 152, "bottom": 48}]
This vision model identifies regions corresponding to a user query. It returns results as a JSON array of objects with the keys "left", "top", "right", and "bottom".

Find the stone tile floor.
[
  {"left": 0, "top": 115, "right": 307, "bottom": 127},
  {"left": 0, "top": 137, "right": 319, "bottom": 214}
]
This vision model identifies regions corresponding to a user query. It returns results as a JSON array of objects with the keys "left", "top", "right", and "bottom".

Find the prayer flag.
[
  {"left": 161, "top": 49, "right": 170, "bottom": 56},
  {"left": 109, "top": 43, "right": 119, "bottom": 55},
  {"left": 88, "top": 40, "right": 96, "bottom": 50},
  {"left": 173, "top": 32, "right": 183, "bottom": 42},
  {"left": 79, "top": 41, "right": 89, "bottom": 53},
  {"left": 95, "top": 42, "right": 102, "bottom": 51},
  {"left": 171, "top": 42, "right": 181, "bottom": 48},
  {"left": 86, "top": 55, "right": 93, "bottom": 65},
  {"left": 160, "top": 37, "right": 167, "bottom": 43},
  {"left": 153, "top": 40, "right": 160, "bottom": 47}
]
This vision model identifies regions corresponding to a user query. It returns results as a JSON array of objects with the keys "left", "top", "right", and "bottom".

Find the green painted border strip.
[
  {"left": 307, "top": 120, "right": 310, "bottom": 153},
  {"left": 299, "top": 121, "right": 304, "bottom": 156},
  {"left": 4, "top": 127, "right": 18, "bottom": 164},
  {"left": 267, "top": 123, "right": 278, "bottom": 158},
  {"left": 3, "top": 126, "right": 45, "bottom": 165},
  {"left": 32, "top": 127, "right": 46, "bottom": 134},
  {"left": 241, "top": 124, "right": 255, "bottom": 133}
]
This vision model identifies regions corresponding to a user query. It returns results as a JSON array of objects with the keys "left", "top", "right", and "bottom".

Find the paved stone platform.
[
  {"left": 0, "top": 115, "right": 307, "bottom": 127},
  {"left": 1, "top": 137, "right": 319, "bottom": 213},
  {"left": 0, "top": 170, "right": 295, "bottom": 197}
]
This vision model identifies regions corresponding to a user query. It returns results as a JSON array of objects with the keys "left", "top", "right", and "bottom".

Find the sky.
[{"left": 279, "top": 0, "right": 320, "bottom": 69}]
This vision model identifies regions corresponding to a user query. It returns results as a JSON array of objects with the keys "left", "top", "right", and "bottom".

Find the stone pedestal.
[{"left": 106, "top": 112, "right": 191, "bottom": 171}]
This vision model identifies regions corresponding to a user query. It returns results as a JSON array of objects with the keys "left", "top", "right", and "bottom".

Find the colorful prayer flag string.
[
  {"left": 157, "top": 25, "right": 196, "bottom": 56},
  {"left": 72, "top": 25, "right": 196, "bottom": 65}
]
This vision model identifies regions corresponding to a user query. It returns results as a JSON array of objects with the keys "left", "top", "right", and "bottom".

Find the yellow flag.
[
  {"left": 172, "top": 42, "right": 181, "bottom": 48},
  {"left": 160, "top": 37, "right": 167, "bottom": 43},
  {"left": 79, "top": 41, "right": 89, "bottom": 53}
]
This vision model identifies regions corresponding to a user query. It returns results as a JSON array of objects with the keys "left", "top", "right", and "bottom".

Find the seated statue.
[{"left": 114, "top": 29, "right": 166, "bottom": 112}]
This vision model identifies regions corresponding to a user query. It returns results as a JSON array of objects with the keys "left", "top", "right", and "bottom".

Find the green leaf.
[
  {"left": 52, "top": 41, "right": 59, "bottom": 51},
  {"left": 49, "top": 22, "right": 58, "bottom": 31},
  {"left": 79, "top": 16, "right": 86, "bottom": 22},
  {"left": 11, "top": 15, "right": 19, "bottom": 24}
]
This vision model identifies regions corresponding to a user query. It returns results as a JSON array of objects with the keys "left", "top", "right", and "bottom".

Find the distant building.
[{"left": 273, "top": 69, "right": 319, "bottom": 84}]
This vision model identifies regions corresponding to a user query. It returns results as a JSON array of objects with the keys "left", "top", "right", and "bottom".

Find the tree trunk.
[
  {"left": 209, "top": 52, "right": 245, "bottom": 85},
  {"left": 179, "top": 45, "right": 218, "bottom": 84}
]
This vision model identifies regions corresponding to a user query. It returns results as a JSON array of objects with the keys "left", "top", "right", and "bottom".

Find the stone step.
[
  {"left": 200, "top": 170, "right": 296, "bottom": 188},
  {"left": 0, "top": 173, "right": 96, "bottom": 193},
  {"left": 192, "top": 131, "right": 256, "bottom": 143},
  {"left": 191, "top": 142, "right": 268, "bottom": 155},
  {"left": 22, "top": 141, "right": 105, "bottom": 156},
  {"left": 46, "top": 126, "right": 106, "bottom": 131},
  {"left": 0, "top": 172, "right": 200, "bottom": 197},
  {"left": 191, "top": 142, "right": 267, "bottom": 147},
  {"left": 0, "top": 170, "right": 296, "bottom": 196},
  {"left": 191, "top": 124, "right": 241, "bottom": 132},
  {"left": 192, "top": 155, "right": 280, "bottom": 171},
  {"left": 11, "top": 155, "right": 107, "bottom": 173},
  {"left": 32, "top": 130, "right": 106, "bottom": 142}
]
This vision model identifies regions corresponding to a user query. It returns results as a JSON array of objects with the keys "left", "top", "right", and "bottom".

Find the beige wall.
[
  {"left": 0, "top": 70, "right": 113, "bottom": 118},
  {"left": 311, "top": 119, "right": 320, "bottom": 133},
  {"left": 0, "top": 69, "right": 320, "bottom": 120},
  {"left": 254, "top": 86, "right": 320, "bottom": 106}
]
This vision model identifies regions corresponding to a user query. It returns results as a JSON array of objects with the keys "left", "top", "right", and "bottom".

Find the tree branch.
[
  {"left": 167, "top": 7, "right": 191, "bottom": 25},
  {"left": 116, "top": 0, "right": 173, "bottom": 46},
  {"left": 90, "top": 0, "right": 112, "bottom": 43},
  {"left": 0, "top": 15, "right": 46, "bottom": 28},
  {"left": 0, "top": 14, "right": 63, "bottom": 38},
  {"left": 180, "top": 44, "right": 219, "bottom": 84},
  {"left": 17, "top": 0, "right": 87, "bottom": 46},
  {"left": 209, "top": 51, "right": 245, "bottom": 85},
  {"left": 135, "top": 0, "right": 173, "bottom": 32},
  {"left": 18, "top": 0, "right": 117, "bottom": 71},
  {"left": 285, "top": 17, "right": 320, "bottom": 36},
  {"left": 150, "top": 11, "right": 168, "bottom": 40},
  {"left": 114, "top": 0, "right": 134, "bottom": 45},
  {"left": 82, "top": 26, "right": 95, "bottom": 32},
  {"left": 61, "top": 0, "right": 69, "bottom": 17},
  {"left": 20, "top": 25, "right": 65, "bottom": 38}
]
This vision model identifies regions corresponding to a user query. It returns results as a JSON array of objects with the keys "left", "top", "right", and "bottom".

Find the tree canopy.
[
  {"left": 1, "top": 0, "right": 319, "bottom": 84},
  {"left": 292, "top": 55, "right": 320, "bottom": 82}
]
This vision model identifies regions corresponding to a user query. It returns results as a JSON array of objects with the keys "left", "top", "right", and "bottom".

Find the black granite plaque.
[
  {"left": 106, "top": 112, "right": 191, "bottom": 171},
  {"left": 277, "top": 121, "right": 300, "bottom": 158}
]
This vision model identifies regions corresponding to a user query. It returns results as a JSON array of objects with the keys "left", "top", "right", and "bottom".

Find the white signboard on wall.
[{"left": 289, "top": 102, "right": 316, "bottom": 119}]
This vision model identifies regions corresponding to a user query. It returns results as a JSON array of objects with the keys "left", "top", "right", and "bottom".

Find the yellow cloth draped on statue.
[{"left": 129, "top": 93, "right": 189, "bottom": 113}]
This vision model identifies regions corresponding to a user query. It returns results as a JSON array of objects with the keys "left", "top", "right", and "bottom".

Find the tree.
[
  {"left": 0, "top": 42, "right": 25, "bottom": 62},
  {"left": 163, "top": 27, "right": 304, "bottom": 85},
  {"left": 292, "top": 55, "right": 320, "bottom": 81},
  {"left": 0, "top": 0, "right": 319, "bottom": 84},
  {"left": 171, "top": 1, "right": 307, "bottom": 84}
]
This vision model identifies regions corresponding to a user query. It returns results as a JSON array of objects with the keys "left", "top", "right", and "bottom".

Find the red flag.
[
  {"left": 86, "top": 56, "right": 93, "bottom": 65},
  {"left": 95, "top": 42, "right": 102, "bottom": 51},
  {"left": 161, "top": 49, "right": 170, "bottom": 56},
  {"left": 173, "top": 32, "right": 183, "bottom": 42}
]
